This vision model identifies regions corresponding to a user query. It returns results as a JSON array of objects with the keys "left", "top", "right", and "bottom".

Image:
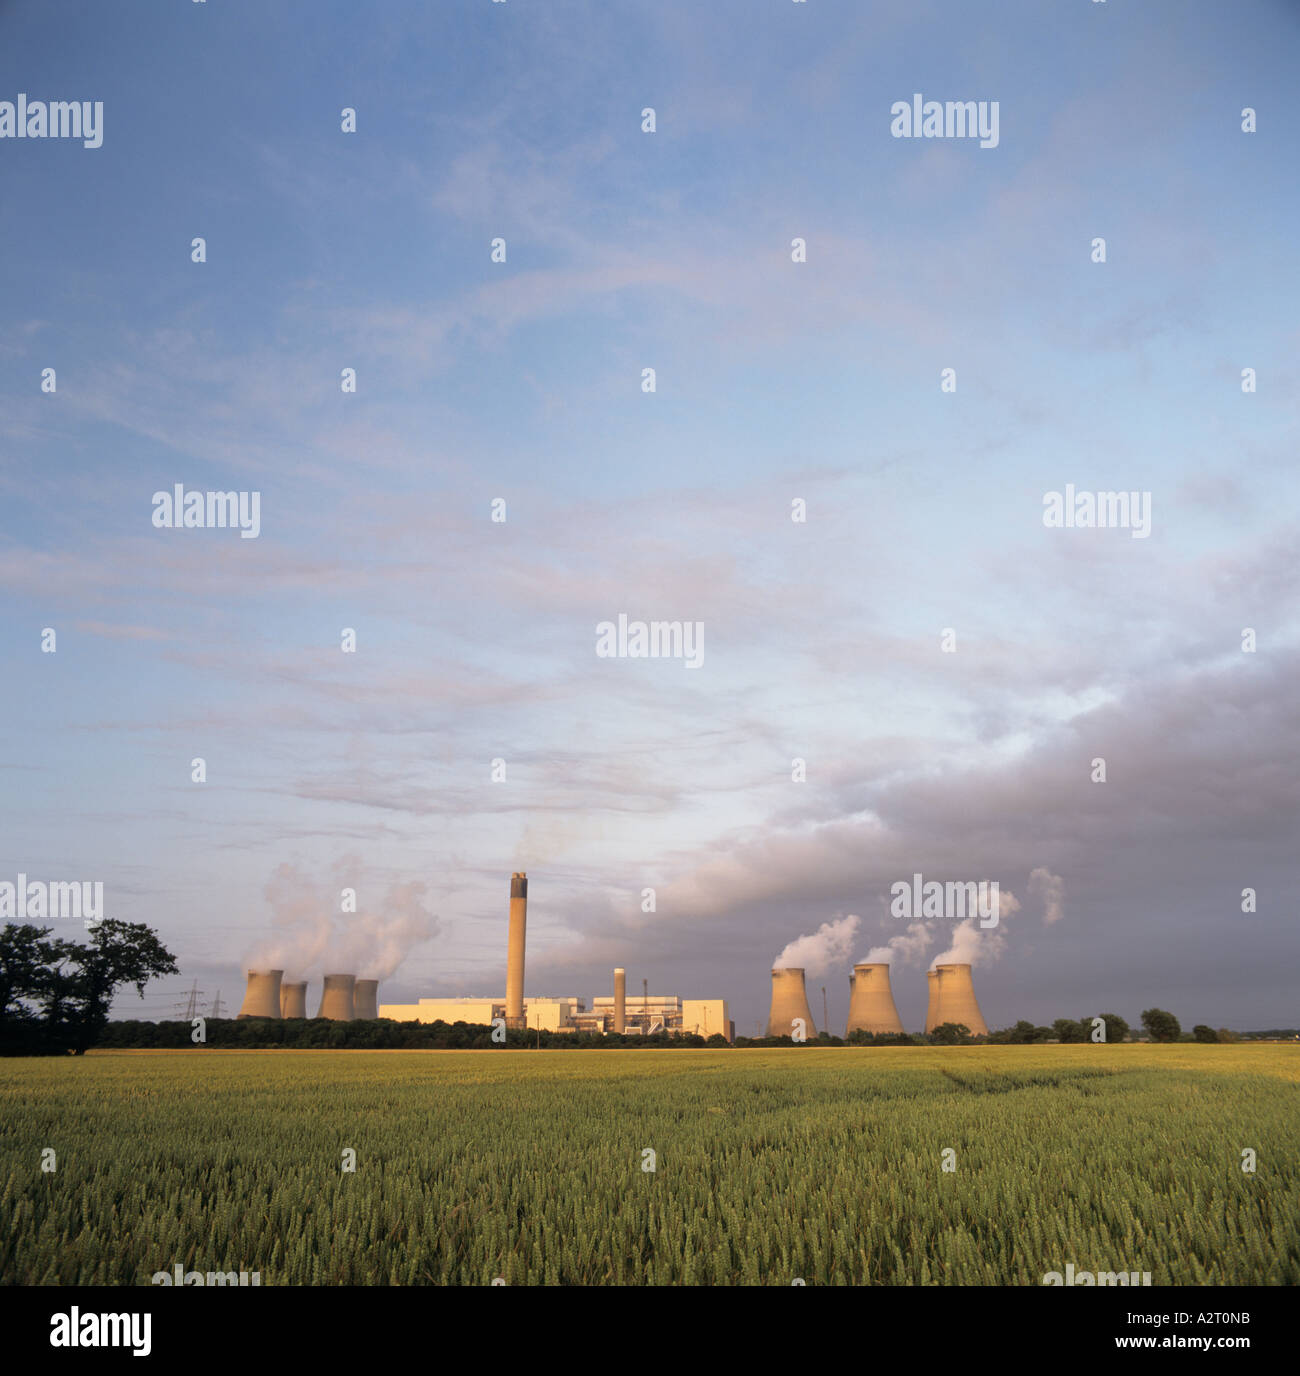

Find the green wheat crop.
[{"left": 1, "top": 1045, "right": 1296, "bottom": 1285}]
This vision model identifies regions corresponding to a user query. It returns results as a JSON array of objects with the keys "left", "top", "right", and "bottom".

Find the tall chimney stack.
[
  {"left": 506, "top": 873, "right": 527, "bottom": 1029},
  {"left": 928, "top": 963, "right": 988, "bottom": 1036},
  {"left": 353, "top": 979, "right": 379, "bottom": 1020},
  {"left": 279, "top": 981, "right": 307, "bottom": 1018},
  {"left": 845, "top": 962, "right": 904, "bottom": 1036},
  {"left": 766, "top": 967, "right": 817, "bottom": 1039},
  {"left": 613, "top": 967, "right": 626, "bottom": 1033},
  {"left": 316, "top": 973, "right": 356, "bottom": 1021},
  {"left": 237, "top": 970, "right": 282, "bottom": 1019}
]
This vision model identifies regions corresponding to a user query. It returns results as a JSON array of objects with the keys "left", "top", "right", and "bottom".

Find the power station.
[
  {"left": 352, "top": 979, "right": 379, "bottom": 1020},
  {"left": 280, "top": 981, "right": 307, "bottom": 1018},
  {"left": 925, "top": 962, "right": 989, "bottom": 1036},
  {"left": 235, "top": 874, "right": 994, "bottom": 1042},
  {"left": 380, "top": 874, "right": 732, "bottom": 1038},
  {"left": 766, "top": 967, "right": 816, "bottom": 1038},
  {"left": 236, "top": 969, "right": 282, "bottom": 1019},
  {"left": 845, "top": 962, "right": 905, "bottom": 1036},
  {"left": 316, "top": 973, "right": 356, "bottom": 1021}
]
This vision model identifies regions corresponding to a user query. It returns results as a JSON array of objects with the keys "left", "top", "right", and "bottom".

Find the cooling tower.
[
  {"left": 927, "top": 963, "right": 988, "bottom": 1036},
  {"left": 613, "top": 967, "right": 626, "bottom": 1033},
  {"left": 353, "top": 979, "right": 379, "bottom": 1020},
  {"left": 925, "top": 969, "right": 940, "bottom": 1032},
  {"left": 237, "top": 969, "right": 282, "bottom": 1019},
  {"left": 766, "top": 967, "right": 817, "bottom": 1039},
  {"left": 316, "top": 973, "right": 356, "bottom": 1021},
  {"left": 505, "top": 872, "right": 527, "bottom": 1028},
  {"left": 279, "top": 981, "right": 307, "bottom": 1018},
  {"left": 846, "top": 962, "right": 905, "bottom": 1036}
]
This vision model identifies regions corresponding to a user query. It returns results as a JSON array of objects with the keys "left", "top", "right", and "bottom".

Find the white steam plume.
[
  {"left": 246, "top": 857, "right": 440, "bottom": 981},
  {"left": 1028, "top": 867, "right": 1065, "bottom": 925},
  {"left": 865, "top": 920, "right": 934, "bottom": 966},
  {"left": 930, "top": 890, "right": 1019, "bottom": 968},
  {"left": 774, "top": 913, "right": 860, "bottom": 977}
]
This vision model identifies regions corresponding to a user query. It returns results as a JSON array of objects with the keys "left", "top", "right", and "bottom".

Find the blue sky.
[{"left": 2, "top": 0, "right": 1297, "bottom": 1032}]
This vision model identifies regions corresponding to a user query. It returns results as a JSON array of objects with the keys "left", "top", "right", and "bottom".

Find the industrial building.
[
  {"left": 236, "top": 969, "right": 282, "bottom": 1019},
  {"left": 846, "top": 962, "right": 905, "bottom": 1036},
  {"left": 767, "top": 967, "right": 816, "bottom": 1038},
  {"left": 279, "top": 981, "right": 307, "bottom": 1018},
  {"left": 379, "top": 995, "right": 582, "bottom": 1031},
  {"left": 378, "top": 990, "right": 731, "bottom": 1039},
  {"left": 924, "top": 962, "right": 989, "bottom": 1036}
]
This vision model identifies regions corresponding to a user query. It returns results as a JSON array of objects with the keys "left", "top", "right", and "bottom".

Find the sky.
[{"left": 1, "top": 0, "right": 1297, "bottom": 1034}]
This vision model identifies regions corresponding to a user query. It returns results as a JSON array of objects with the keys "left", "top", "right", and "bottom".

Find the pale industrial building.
[
  {"left": 378, "top": 995, "right": 582, "bottom": 1032},
  {"left": 378, "top": 991, "right": 731, "bottom": 1040}
]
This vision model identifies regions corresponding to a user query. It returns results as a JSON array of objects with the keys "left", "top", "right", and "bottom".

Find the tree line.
[{"left": 0, "top": 920, "right": 1266, "bottom": 1054}]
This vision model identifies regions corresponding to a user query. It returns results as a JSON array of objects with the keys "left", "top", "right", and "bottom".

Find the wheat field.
[{"left": 1, "top": 1045, "right": 1295, "bottom": 1285}]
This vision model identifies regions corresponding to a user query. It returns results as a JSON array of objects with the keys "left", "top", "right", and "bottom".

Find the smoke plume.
[
  {"left": 865, "top": 920, "right": 934, "bottom": 966},
  {"left": 1028, "top": 867, "right": 1065, "bottom": 925},
  {"left": 774, "top": 913, "right": 859, "bottom": 976},
  {"left": 246, "top": 857, "right": 440, "bottom": 981},
  {"left": 930, "top": 889, "right": 1019, "bottom": 968}
]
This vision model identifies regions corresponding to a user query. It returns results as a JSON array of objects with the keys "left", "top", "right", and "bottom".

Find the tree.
[
  {"left": 928, "top": 1022, "right": 972, "bottom": 1045},
  {"left": 1052, "top": 1018, "right": 1086, "bottom": 1043},
  {"left": 1192, "top": 1025, "right": 1219, "bottom": 1043},
  {"left": 46, "top": 920, "right": 178, "bottom": 1055},
  {"left": 1141, "top": 1008, "right": 1181, "bottom": 1043},
  {"left": 0, "top": 924, "right": 70, "bottom": 1053},
  {"left": 1095, "top": 1012, "right": 1129, "bottom": 1044},
  {"left": 1216, "top": 1028, "right": 1239, "bottom": 1043}
]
